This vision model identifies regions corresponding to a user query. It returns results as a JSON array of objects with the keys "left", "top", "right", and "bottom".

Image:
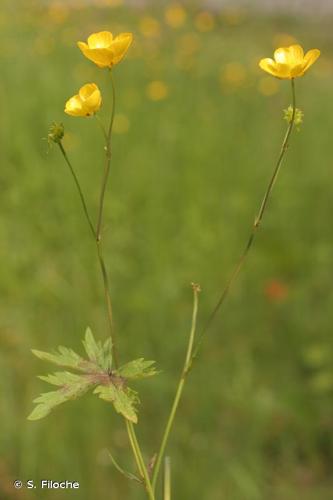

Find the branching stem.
[
  {"left": 57, "top": 73, "right": 155, "bottom": 497},
  {"left": 192, "top": 78, "right": 297, "bottom": 359}
]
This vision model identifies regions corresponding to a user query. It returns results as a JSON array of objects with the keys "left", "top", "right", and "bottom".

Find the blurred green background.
[{"left": 1, "top": 0, "right": 333, "bottom": 499}]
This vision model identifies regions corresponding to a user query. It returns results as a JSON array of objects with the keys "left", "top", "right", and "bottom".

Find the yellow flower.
[
  {"left": 259, "top": 44, "right": 320, "bottom": 79},
  {"left": 65, "top": 83, "right": 102, "bottom": 117},
  {"left": 77, "top": 31, "right": 133, "bottom": 68},
  {"left": 146, "top": 81, "right": 169, "bottom": 101},
  {"left": 164, "top": 4, "right": 187, "bottom": 29}
]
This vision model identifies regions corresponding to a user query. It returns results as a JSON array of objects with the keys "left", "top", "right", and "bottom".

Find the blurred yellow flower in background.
[
  {"left": 139, "top": 16, "right": 161, "bottom": 38},
  {"left": 164, "top": 3, "right": 187, "bottom": 29},
  {"left": 47, "top": 3, "right": 69, "bottom": 25},
  {"left": 194, "top": 11, "right": 215, "bottom": 32},
  {"left": 259, "top": 44, "right": 320, "bottom": 79},
  {"left": 179, "top": 33, "right": 201, "bottom": 56},
  {"left": 146, "top": 81, "right": 169, "bottom": 101},
  {"left": 221, "top": 62, "right": 247, "bottom": 87},
  {"left": 78, "top": 31, "right": 133, "bottom": 68},
  {"left": 65, "top": 83, "right": 102, "bottom": 117}
]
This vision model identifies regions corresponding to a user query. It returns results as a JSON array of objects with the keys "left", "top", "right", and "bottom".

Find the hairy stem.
[
  {"left": 152, "top": 284, "right": 200, "bottom": 491},
  {"left": 193, "top": 78, "right": 297, "bottom": 358}
]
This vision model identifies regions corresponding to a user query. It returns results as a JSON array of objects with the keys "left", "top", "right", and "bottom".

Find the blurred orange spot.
[
  {"left": 164, "top": 3, "right": 187, "bottom": 29},
  {"left": 264, "top": 280, "right": 289, "bottom": 303}
]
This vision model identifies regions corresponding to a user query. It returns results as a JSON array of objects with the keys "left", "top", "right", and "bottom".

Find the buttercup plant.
[{"left": 29, "top": 34, "right": 320, "bottom": 500}]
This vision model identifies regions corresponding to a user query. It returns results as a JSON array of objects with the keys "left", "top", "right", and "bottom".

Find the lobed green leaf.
[
  {"left": 31, "top": 346, "right": 95, "bottom": 372},
  {"left": 82, "top": 327, "right": 112, "bottom": 371},
  {"left": 117, "top": 358, "right": 158, "bottom": 380},
  {"left": 28, "top": 373, "right": 95, "bottom": 421},
  {"left": 94, "top": 384, "right": 139, "bottom": 423}
]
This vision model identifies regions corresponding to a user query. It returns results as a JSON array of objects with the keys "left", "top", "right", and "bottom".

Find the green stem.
[
  {"left": 163, "top": 457, "right": 171, "bottom": 500},
  {"left": 193, "top": 78, "right": 297, "bottom": 359},
  {"left": 57, "top": 141, "right": 96, "bottom": 239},
  {"left": 59, "top": 71, "right": 153, "bottom": 499},
  {"left": 126, "top": 420, "right": 145, "bottom": 479},
  {"left": 94, "top": 70, "right": 119, "bottom": 368},
  {"left": 96, "top": 70, "right": 116, "bottom": 242},
  {"left": 94, "top": 73, "right": 154, "bottom": 499},
  {"left": 152, "top": 284, "right": 200, "bottom": 492},
  {"left": 126, "top": 421, "right": 156, "bottom": 500},
  {"left": 108, "top": 448, "right": 141, "bottom": 483},
  {"left": 57, "top": 137, "right": 118, "bottom": 368}
]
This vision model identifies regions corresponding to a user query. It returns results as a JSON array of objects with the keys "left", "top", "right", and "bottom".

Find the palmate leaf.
[
  {"left": 28, "top": 372, "right": 94, "bottom": 421},
  {"left": 29, "top": 328, "right": 158, "bottom": 423},
  {"left": 82, "top": 327, "right": 112, "bottom": 371},
  {"left": 31, "top": 346, "right": 96, "bottom": 373},
  {"left": 117, "top": 359, "right": 158, "bottom": 380},
  {"left": 94, "top": 383, "right": 139, "bottom": 423}
]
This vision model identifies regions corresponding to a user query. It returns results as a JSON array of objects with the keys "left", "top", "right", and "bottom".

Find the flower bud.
[
  {"left": 283, "top": 106, "right": 304, "bottom": 126},
  {"left": 48, "top": 122, "right": 64, "bottom": 144}
]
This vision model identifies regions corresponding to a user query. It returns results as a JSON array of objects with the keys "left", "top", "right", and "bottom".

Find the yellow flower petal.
[
  {"left": 275, "top": 62, "right": 292, "bottom": 79},
  {"left": 260, "top": 44, "right": 320, "bottom": 79},
  {"left": 79, "top": 82, "right": 98, "bottom": 100},
  {"left": 290, "top": 63, "right": 304, "bottom": 78},
  {"left": 289, "top": 44, "right": 304, "bottom": 63},
  {"left": 80, "top": 83, "right": 102, "bottom": 115},
  {"left": 110, "top": 33, "right": 133, "bottom": 64},
  {"left": 302, "top": 48, "right": 321, "bottom": 72},
  {"left": 77, "top": 43, "right": 114, "bottom": 68},
  {"left": 65, "top": 95, "right": 84, "bottom": 116},
  {"left": 65, "top": 83, "right": 102, "bottom": 117},
  {"left": 274, "top": 47, "right": 290, "bottom": 65},
  {"left": 259, "top": 58, "right": 279, "bottom": 77},
  {"left": 78, "top": 32, "right": 133, "bottom": 68},
  {"left": 87, "top": 31, "right": 113, "bottom": 49}
]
